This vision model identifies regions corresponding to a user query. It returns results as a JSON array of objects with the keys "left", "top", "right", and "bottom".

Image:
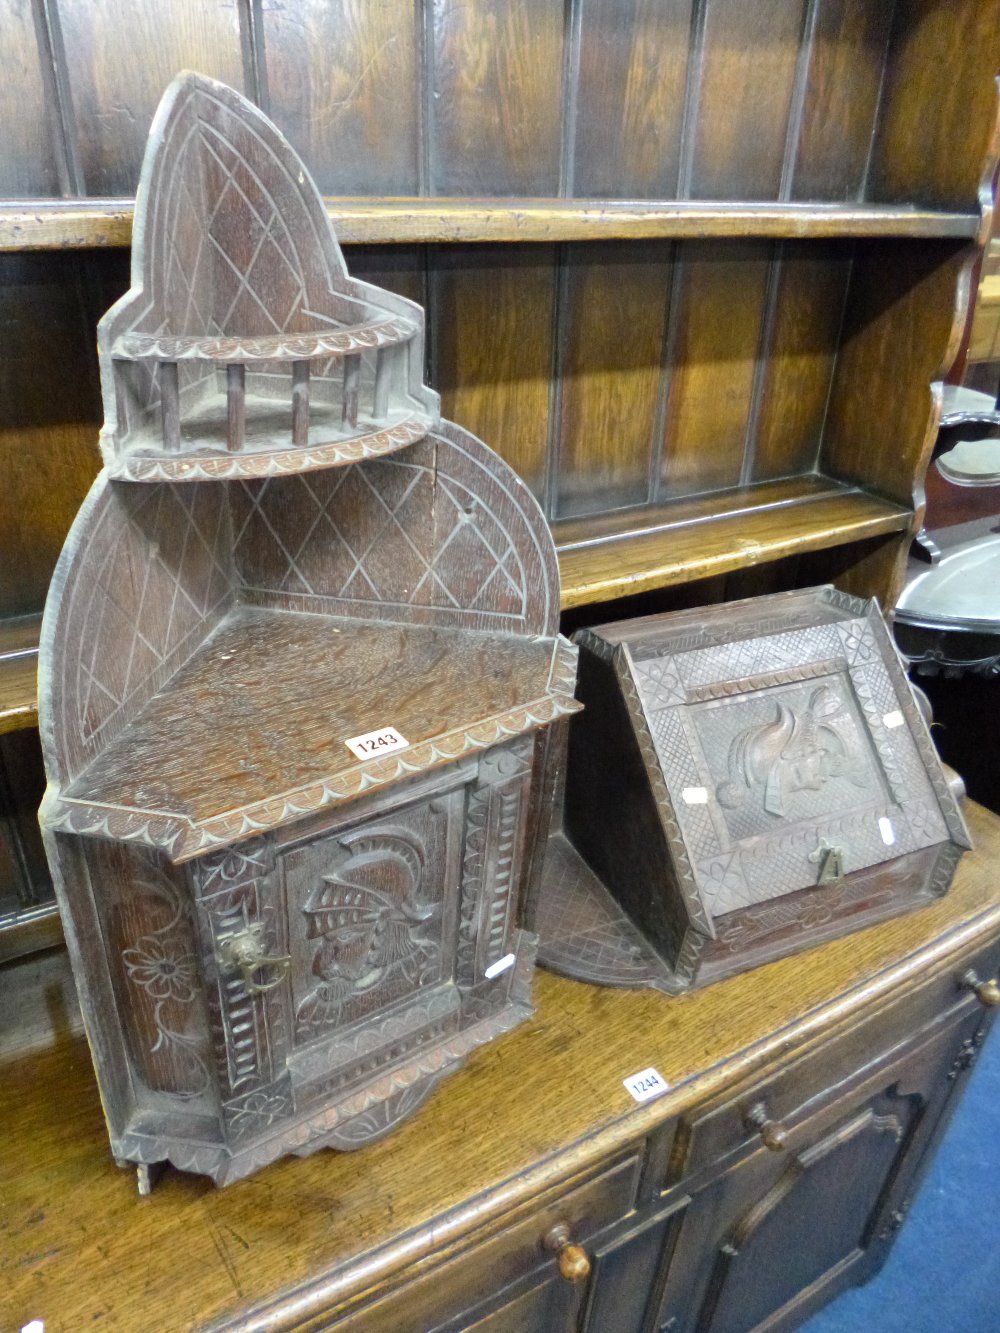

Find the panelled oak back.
[{"left": 2, "top": 0, "right": 999, "bottom": 622}]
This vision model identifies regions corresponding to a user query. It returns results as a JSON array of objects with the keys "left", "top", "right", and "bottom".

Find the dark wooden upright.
[{"left": 36, "top": 75, "right": 578, "bottom": 1188}]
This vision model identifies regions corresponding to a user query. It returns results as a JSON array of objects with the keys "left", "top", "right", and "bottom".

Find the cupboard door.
[
  {"left": 580, "top": 1197, "right": 689, "bottom": 1333},
  {"left": 656, "top": 1005, "right": 991, "bottom": 1333},
  {"left": 443, "top": 1194, "right": 689, "bottom": 1333},
  {"left": 447, "top": 1273, "right": 586, "bottom": 1333}
]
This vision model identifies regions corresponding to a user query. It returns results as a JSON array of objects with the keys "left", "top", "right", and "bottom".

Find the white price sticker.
[
  {"left": 878, "top": 816, "right": 896, "bottom": 846},
  {"left": 345, "top": 726, "right": 410, "bottom": 761},
  {"left": 623, "top": 1067, "right": 669, "bottom": 1104},
  {"left": 883, "top": 710, "right": 905, "bottom": 730},
  {"left": 682, "top": 786, "right": 709, "bottom": 805},
  {"left": 484, "top": 953, "right": 516, "bottom": 980}
]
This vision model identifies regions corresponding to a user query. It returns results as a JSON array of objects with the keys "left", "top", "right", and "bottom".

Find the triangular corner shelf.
[{"left": 98, "top": 72, "right": 438, "bottom": 481}]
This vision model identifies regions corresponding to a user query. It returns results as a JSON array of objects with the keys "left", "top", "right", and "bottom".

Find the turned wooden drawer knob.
[
  {"left": 543, "top": 1223, "right": 592, "bottom": 1283},
  {"left": 744, "top": 1102, "right": 788, "bottom": 1152},
  {"left": 962, "top": 969, "right": 1000, "bottom": 1008}
]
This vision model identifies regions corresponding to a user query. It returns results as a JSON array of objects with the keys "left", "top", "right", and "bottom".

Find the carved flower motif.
[
  {"left": 227, "top": 1089, "right": 290, "bottom": 1136},
  {"left": 123, "top": 935, "right": 197, "bottom": 1002}
]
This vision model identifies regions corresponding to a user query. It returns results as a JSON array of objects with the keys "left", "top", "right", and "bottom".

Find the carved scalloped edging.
[
  {"left": 110, "top": 937, "right": 535, "bottom": 1186},
  {"left": 574, "top": 627, "right": 617, "bottom": 663},
  {"left": 103, "top": 413, "right": 434, "bottom": 482},
  {"left": 42, "top": 691, "right": 580, "bottom": 863},
  {"left": 547, "top": 636, "right": 580, "bottom": 697},
  {"left": 115, "top": 316, "right": 417, "bottom": 363},
  {"left": 613, "top": 646, "right": 714, "bottom": 938},
  {"left": 308, "top": 1071, "right": 448, "bottom": 1152}
]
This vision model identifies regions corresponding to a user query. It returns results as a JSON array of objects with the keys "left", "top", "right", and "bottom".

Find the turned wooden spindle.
[
  {"left": 291, "top": 360, "right": 310, "bottom": 445},
  {"left": 226, "top": 363, "right": 245, "bottom": 451},
  {"left": 372, "top": 347, "right": 389, "bottom": 420},
  {"left": 160, "top": 360, "right": 180, "bottom": 451},
  {"left": 744, "top": 1101, "right": 789, "bottom": 1152},
  {"left": 961, "top": 969, "right": 1000, "bottom": 1007},
  {"left": 543, "top": 1222, "right": 591, "bottom": 1283},
  {"left": 342, "top": 353, "right": 360, "bottom": 427}
]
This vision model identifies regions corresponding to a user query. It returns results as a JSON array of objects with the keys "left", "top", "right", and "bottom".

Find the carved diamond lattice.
[
  {"left": 677, "top": 625, "right": 842, "bottom": 690},
  {"left": 75, "top": 485, "right": 233, "bottom": 748},
  {"left": 534, "top": 838, "right": 661, "bottom": 985},
  {"left": 645, "top": 703, "right": 720, "bottom": 861},
  {"left": 633, "top": 655, "right": 686, "bottom": 709},
  {"left": 232, "top": 459, "right": 527, "bottom": 617}
]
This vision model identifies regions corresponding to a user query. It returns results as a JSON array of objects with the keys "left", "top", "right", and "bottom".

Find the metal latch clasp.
[
  {"left": 216, "top": 924, "right": 291, "bottom": 995},
  {"left": 809, "top": 839, "right": 845, "bottom": 886}
]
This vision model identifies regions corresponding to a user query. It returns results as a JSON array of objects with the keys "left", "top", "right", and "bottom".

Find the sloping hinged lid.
[{"left": 577, "top": 586, "right": 971, "bottom": 932}]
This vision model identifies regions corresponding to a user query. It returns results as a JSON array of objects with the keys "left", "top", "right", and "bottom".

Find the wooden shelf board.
[
  {"left": 0, "top": 198, "right": 980, "bottom": 251},
  {"left": 0, "top": 613, "right": 41, "bottom": 735},
  {"left": 556, "top": 479, "right": 912, "bottom": 610},
  {"left": 55, "top": 607, "right": 572, "bottom": 859}
]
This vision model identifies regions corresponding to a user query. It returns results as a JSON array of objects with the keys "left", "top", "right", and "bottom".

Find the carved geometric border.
[
  {"left": 103, "top": 412, "right": 433, "bottom": 482},
  {"left": 109, "top": 931, "right": 536, "bottom": 1185},
  {"left": 41, "top": 667, "right": 581, "bottom": 863},
  {"left": 613, "top": 643, "right": 714, "bottom": 938}
]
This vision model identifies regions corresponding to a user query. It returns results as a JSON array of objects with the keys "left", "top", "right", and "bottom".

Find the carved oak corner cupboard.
[
  {"left": 532, "top": 587, "right": 970, "bottom": 993},
  {"left": 36, "top": 74, "right": 578, "bottom": 1188}
]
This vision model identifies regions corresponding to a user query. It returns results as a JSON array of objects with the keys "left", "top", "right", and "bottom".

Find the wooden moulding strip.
[
  {"left": 556, "top": 484, "right": 912, "bottom": 610},
  {"left": 0, "top": 198, "right": 981, "bottom": 251}
]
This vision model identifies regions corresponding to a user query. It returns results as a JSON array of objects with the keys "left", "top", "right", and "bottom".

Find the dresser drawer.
[
  {"left": 329, "top": 1150, "right": 642, "bottom": 1331},
  {"left": 665, "top": 932, "right": 1000, "bottom": 1185}
]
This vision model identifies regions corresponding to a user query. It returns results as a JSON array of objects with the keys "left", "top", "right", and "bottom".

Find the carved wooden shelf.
[
  {"left": 0, "top": 198, "right": 982, "bottom": 252},
  {"left": 555, "top": 478, "right": 912, "bottom": 610},
  {"left": 45, "top": 607, "right": 577, "bottom": 862}
]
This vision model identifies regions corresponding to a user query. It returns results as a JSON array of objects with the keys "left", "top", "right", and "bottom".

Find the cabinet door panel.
[
  {"left": 694, "top": 1104, "right": 904, "bottom": 1332},
  {"left": 450, "top": 1274, "right": 585, "bottom": 1332},
  {"left": 656, "top": 1005, "right": 988, "bottom": 1333},
  {"left": 581, "top": 1197, "right": 689, "bottom": 1333}
]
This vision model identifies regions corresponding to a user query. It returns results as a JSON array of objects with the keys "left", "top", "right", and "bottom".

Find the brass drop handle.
[
  {"left": 744, "top": 1101, "right": 788, "bottom": 1152},
  {"left": 217, "top": 925, "right": 291, "bottom": 995},
  {"left": 961, "top": 969, "right": 1000, "bottom": 1008},
  {"left": 543, "top": 1222, "right": 592, "bottom": 1283}
]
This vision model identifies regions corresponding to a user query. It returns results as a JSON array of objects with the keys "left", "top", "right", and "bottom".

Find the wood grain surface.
[
  {"left": 432, "top": 243, "right": 556, "bottom": 503},
  {"left": 554, "top": 242, "right": 672, "bottom": 517},
  {"left": 0, "top": 199, "right": 981, "bottom": 253},
  {"left": 3, "top": 800, "right": 1000, "bottom": 1333},
  {"left": 428, "top": 0, "right": 565, "bottom": 196},
  {"left": 570, "top": 0, "right": 693, "bottom": 198},
  {"left": 556, "top": 483, "right": 910, "bottom": 610},
  {"left": 262, "top": 0, "right": 420, "bottom": 197},
  {"left": 658, "top": 241, "right": 771, "bottom": 497},
  {"left": 57, "top": 0, "right": 246, "bottom": 195},
  {"left": 63, "top": 609, "right": 560, "bottom": 830}
]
